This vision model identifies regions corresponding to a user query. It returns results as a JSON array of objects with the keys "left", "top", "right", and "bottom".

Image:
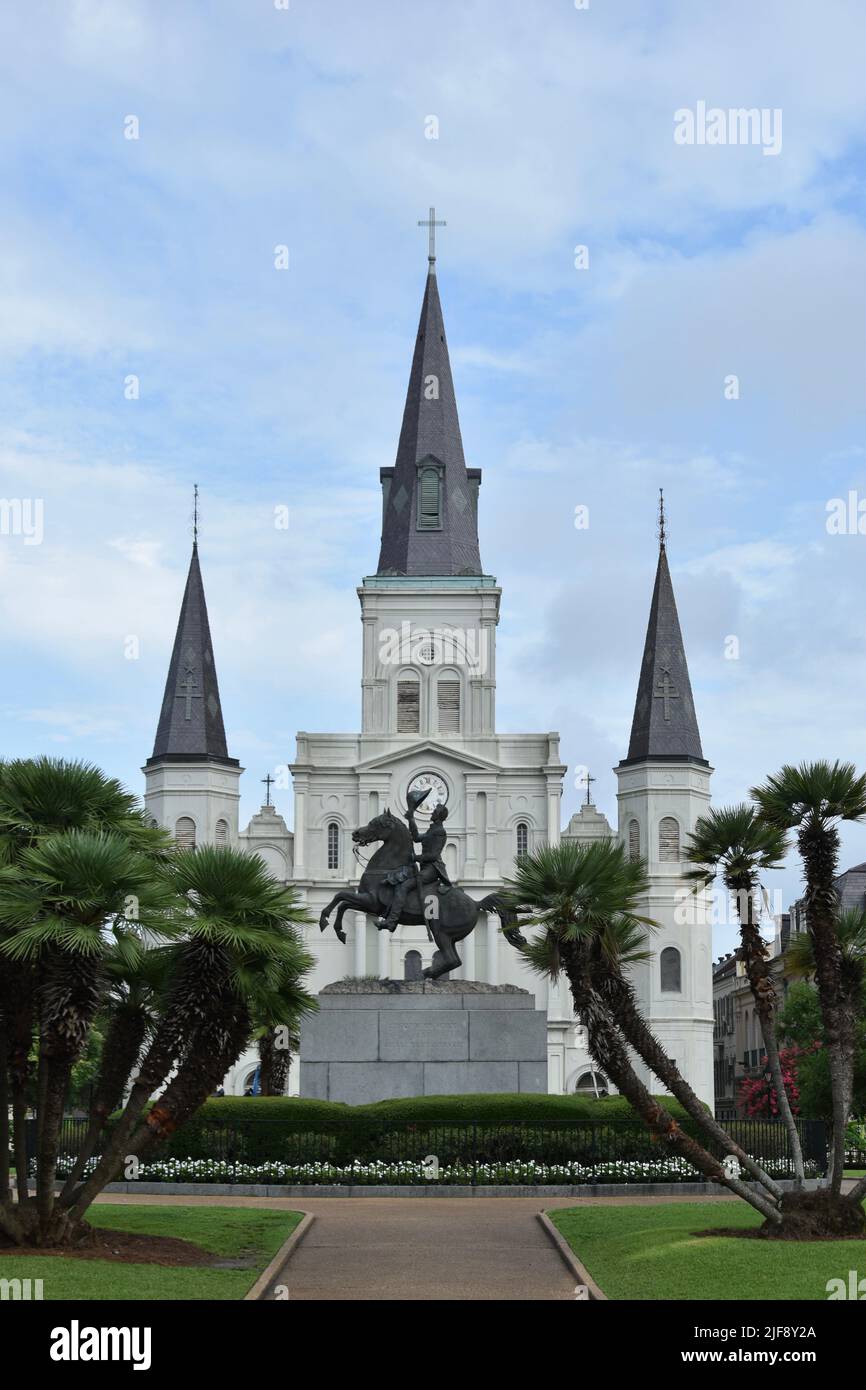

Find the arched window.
[
  {"left": 397, "top": 673, "right": 420, "bottom": 732},
  {"left": 215, "top": 818, "right": 228, "bottom": 846},
  {"left": 417, "top": 466, "right": 442, "bottom": 529},
  {"left": 575, "top": 1070, "right": 608, "bottom": 1097},
  {"left": 437, "top": 677, "right": 460, "bottom": 732},
  {"left": 404, "top": 950, "right": 423, "bottom": 982},
  {"left": 327, "top": 822, "right": 340, "bottom": 870},
  {"left": 660, "top": 946, "right": 682, "bottom": 993},
  {"left": 175, "top": 816, "right": 196, "bottom": 850},
  {"left": 516, "top": 822, "right": 529, "bottom": 859},
  {"left": 628, "top": 819, "right": 640, "bottom": 862},
  {"left": 659, "top": 816, "right": 680, "bottom": 862}
]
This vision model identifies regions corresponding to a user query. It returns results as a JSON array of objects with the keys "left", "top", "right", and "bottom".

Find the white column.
[
  {"left": 486, "top": 913, "right": 499, "bottom": 985},
  {"left": 377, "top": 926, "right": 390, "bottom": 979},
  {"left": 353, "top": 913, "right": 366, "bottom": 976},
  {"left": 293, "top": 789, "right": 306, "bottom": 875},
  {"left": 463, "top": 928, "right": 476, "bottom": 982}
]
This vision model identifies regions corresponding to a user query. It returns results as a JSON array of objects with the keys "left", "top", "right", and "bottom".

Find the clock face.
[{"left": 407, "top": 771, "right": 449, "bottom": 818}]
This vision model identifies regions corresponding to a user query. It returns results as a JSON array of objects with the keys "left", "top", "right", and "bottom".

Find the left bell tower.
[{"left": 143, "top": 517, "right": 242, "bottom": 848}]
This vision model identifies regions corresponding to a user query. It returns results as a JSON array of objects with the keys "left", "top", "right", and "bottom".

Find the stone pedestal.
[{"left": 299, "top": 980, "right": 548, "bottom": 1104}]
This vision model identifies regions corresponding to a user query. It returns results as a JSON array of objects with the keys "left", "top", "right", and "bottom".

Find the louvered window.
[
  {"left": 417, "top": 467, "right": 441, "bottom": 529},
  {"left": 516, "top": 822, "right": 529, "bottom": 859},
  {"left": 437, "top": 679, "right": 460, "bottom": 732},
  {"left": 628, "top": 819, "right": 640, "bottom": 862},
  {"left": 327, "top": 822, "right": 340, "bottom": 870},
  {"left": 659, "top": 816, "right": 680, "bottom": 862},
  {"left": 215, "top": 819, "right": 228, "bottom": 846},
  {"left": 175, "top": 816, "right": 196, "bottom": 850},
  {"left": 397, "top": 678, "right": 420, "bottom": 732}
]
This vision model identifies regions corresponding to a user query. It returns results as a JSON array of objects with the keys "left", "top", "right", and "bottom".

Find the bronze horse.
[{"left": 318, "top": 809, "right": 527, "bottom": 980}]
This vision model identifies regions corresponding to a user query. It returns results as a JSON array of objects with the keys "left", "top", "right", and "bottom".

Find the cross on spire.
[
  {"left": 193, "top": 483, "right": 199, "bottom": 547},
  {"left": 658, "top": 487, "right": 666, "bottom": 551},
  {"left": 417, "top": 206, "right": 446, "bottom": 266},
  {"left": 262, "top": 773, "right": 274, "bottom": 807},
  {"left": 178, "top": 668, "right": 201, "bottom": 721},
  {"left": 583, "top": 771, "right": 596, "bottom": 806},
  {"left": 654, "top": 668, "right": 680, "bottom": 722}
]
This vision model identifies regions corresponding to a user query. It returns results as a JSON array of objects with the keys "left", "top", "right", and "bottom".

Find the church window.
[
  {"left": 417, "top": 466, "right": 442, "bottom": 530},
  {"left": 397, "top": 676, "right": 420, "bottom": 732},
  {"left": 327, "top": 821, "right": 340, "bottom": 870},
  {"left": 659, "top": 816, "right": 680, "bottom": 862},
  {"left": 628, "top": 819, "right": 640, "bottom": 861},
  {"left": 175, "top": 816, "right": 196, "bottom": 850},
  {"left": 215, "top": 818, "right": 228, "bottom": 846},
  {"left": 660, "top": 946, "right": 682, "bottom": 992},
  {"left": 437, "top": 679, "right": 460, "bottom": 732},
  {"left": 516, "top": 822, "right": 529, "bottom": 859}
]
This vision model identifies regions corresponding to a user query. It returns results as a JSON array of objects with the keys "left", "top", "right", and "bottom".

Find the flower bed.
[{"left": 53, "top": 1154, "right": 822, "bottom": 1187}]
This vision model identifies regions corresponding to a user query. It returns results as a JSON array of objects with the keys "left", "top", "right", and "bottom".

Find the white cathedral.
[{"left": 142, "top": 246, "right": 715, "bottom": 1107}]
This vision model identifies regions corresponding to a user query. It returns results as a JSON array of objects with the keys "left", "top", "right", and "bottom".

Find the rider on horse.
[{"left": 376, "top": 788, "right": 453, "bottom": 932}]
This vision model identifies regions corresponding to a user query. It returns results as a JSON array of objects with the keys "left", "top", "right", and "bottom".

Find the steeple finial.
[
  {"left": 193, "top": 483, "right": 199, "bottom": 548},
  {"left": 658, "top": 487, "right": 666, "bottom": 552},
  {"left": 417, "top": 206, "right": 446, "bottom": 269}
]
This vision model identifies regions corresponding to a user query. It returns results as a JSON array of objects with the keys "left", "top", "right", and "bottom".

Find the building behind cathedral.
[{"left": 143, "top": 248, "right": 715, "bottom": 1106}]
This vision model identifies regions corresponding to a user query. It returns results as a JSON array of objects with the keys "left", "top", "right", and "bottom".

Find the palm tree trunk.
[
  {"left": 60, "top": 1007, "right": 147, "bottom": 1199},
  {"left": 738, "top": 898, "right": 806, "bottom": 1186},
  {"left": 799, "top": 824, "right": 857, "bottom": 1194},
  {"left": 599, "top": 969, "right": 783, "bottom": 1199},
  {"left": 35, "top": 1050, "right": 73, "bottom": 1239},
  {"left": 69, "top": 999, "right": 250, "bottom": 1225},
  {"left": 258, "top": 1030, "right": 290, "bottom": 1097},
  {"left": 0, "top": 1025, "right": 10, "bottom": 1203},
  {"left": 565, "top": 953, "right": 782, "bottom": 1223}
]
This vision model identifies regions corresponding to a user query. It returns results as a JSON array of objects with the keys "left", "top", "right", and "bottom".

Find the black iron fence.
[{"left": 29, "top": 1114, "right": 828, "bottom": 1186}]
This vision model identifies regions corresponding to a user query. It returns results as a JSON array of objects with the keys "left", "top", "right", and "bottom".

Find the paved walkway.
[{"left": 94, "top": 1190, "right": 741, "bottom": 1301}]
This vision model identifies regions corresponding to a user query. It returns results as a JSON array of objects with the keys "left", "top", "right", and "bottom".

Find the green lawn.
[
  {"left": 550, "top": 1201, "right": 865, "bottom": 1301},
  {"left": 0, "top": 1205, "right": 302, "bottom": 1300},
  {"left": 846, "top": 1169, "right": 865, "bottom": 1178}
]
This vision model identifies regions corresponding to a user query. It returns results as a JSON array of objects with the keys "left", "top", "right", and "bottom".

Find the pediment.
[{"left": 354, "top": 738, "right": 501, "bottom": 775}]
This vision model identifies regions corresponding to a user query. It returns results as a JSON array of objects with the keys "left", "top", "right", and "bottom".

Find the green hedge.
[
  {"left": 192, "top": 1092, "right": 689, "bottom": 1128},
  {"left": 156, "top": 1093, "right": 696, "bottom": 1166}
]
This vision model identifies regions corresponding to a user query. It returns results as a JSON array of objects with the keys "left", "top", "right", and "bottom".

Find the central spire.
[{"left": 376, "top": 231, "right": 483, "bottom": 578}]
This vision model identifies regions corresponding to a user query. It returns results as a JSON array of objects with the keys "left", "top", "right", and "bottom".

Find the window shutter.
[
  {"left": 418, "top": 468, "right": 440, "bottom": 528},
  {"left": 628, "top": 819, "right": 640, "bottom": 862},
  {"left": 437, "top": 679, "right": 460, "bottom": 732},
  {"left": 175, "top": 816, "right": 196, "bottom": 850},
  {"left": 659, "top": 816, "right": 680, "bottom": 862},
  {"left": 215, "top": 819, "right": 228, "bottom": 846},
  {"left": 397, "top": 679, "right": 420, "bottom": 732}
]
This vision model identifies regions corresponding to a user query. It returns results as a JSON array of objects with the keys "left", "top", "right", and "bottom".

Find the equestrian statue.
[{"left": 318, "top": 787, "right": 527, "bottom": 980}]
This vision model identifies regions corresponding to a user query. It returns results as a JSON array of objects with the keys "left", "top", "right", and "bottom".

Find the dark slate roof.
[
  {"left": 376, "top": 267, "right": 483, "bottom": 577},
  {"left": 147, "top": 545, "right": 237, "bottom": 766},
  {"left": 620, "top": 542, "right": 706, "bottom": 766}
]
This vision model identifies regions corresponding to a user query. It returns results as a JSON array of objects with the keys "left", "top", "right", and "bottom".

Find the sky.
[{"left": 2, "top": 0, "right": 866, "bottom": 957}]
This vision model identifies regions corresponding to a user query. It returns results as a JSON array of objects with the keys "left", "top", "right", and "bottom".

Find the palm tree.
[
  {"left": 0, "top": 757, "right": 170, "bottom": 1222},
  {"left": 0, "top": 829, "right": 180, "bottom": 1246},
  {"left": 505, "top": 839, "right": 783, "bottom": 1222},
  {"left": 683, "top": 805, "right": 804, "bottom": 1184},
  {"left": 65, "top": 846, "right": 316, "bottom": 1229},
  {"left": 753, "top": 761, "right": 866, "bottom": 1194}
]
